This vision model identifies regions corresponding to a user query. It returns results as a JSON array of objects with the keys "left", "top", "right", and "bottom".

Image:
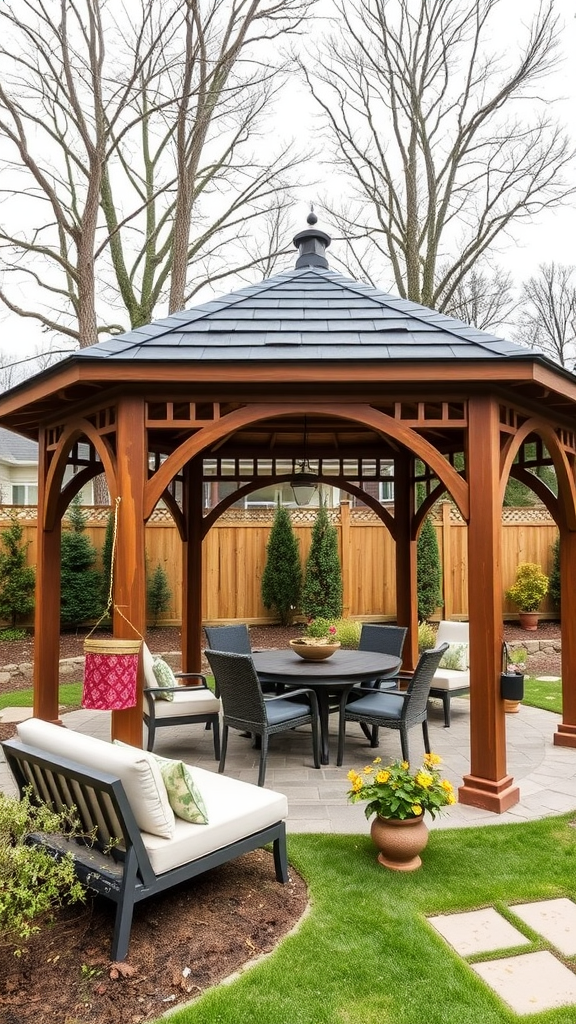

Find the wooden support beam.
[
  {"left": 459, "top": 396, "right": 519, "bottom": 812},
  {"left": 111, "top": 398, "right": 147, "bottom": 747},
  {"left": 33, "top": 428, "right": 62, "bottom": 724},
  {"left": 555, "top": 529, "right": 576, "bottom": 747},
  {"left": 182, "top": 459, "right": 204, "bottom": 674},
  {"left": 394, "top": 454, "right": 418, "bottom": 671}
]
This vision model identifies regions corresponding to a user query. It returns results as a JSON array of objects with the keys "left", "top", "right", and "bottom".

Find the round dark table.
[{"left": 252, "top": 649, "right": 401, "bottom": 764}]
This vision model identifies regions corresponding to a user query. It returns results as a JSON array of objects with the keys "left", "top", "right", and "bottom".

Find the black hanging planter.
[{"left": 500, "top": 642, "right": 524, "bottom": 702}]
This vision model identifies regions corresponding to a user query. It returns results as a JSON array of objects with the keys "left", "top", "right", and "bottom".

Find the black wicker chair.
[
  {"left": 205, "top": 649, "right": 320, "bottom": 786},
  {"left": 347, "top": 624, "right": 408, "bottom": 743},
  {"left": 337, "top": 643, "right": 449, "bottom": 767},
  {"left": 204, "top": 624, "right": 277, "bottom": 692}
]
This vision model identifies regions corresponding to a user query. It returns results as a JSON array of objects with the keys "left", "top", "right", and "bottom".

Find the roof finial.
[{"left": 293, "top": 206, "right": 331, "bottom": 269}]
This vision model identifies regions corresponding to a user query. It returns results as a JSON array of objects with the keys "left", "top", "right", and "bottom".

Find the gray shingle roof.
[
  {"left": 0, "top": 427, "right": 38, "bottom": 462},
  {"left": 75, "top": 266, "right": 528, "bottom": 363}
]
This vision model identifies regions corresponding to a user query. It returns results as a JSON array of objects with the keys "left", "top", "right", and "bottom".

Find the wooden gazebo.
[{"left": 1, "top": 216, "right": 576, "bottom": 813}]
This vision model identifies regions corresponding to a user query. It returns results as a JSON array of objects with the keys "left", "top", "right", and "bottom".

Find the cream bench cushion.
[
  {"left": 142, "top": 767, "right": 288, "bottom": 874},
  {"left": 431, "top": 621, "right": 470, "bottom": 692},
  {"left": 17, "top": 717, "right": 175, "bottom": 839}
]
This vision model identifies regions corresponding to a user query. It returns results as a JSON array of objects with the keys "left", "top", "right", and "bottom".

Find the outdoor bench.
[{"left": 1, "top": 718, "right": 288, "bottom": 962}]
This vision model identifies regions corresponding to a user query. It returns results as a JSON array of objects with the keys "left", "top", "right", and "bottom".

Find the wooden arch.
[
  {"left": 44, "top": 421, "right": 118, "bottom": 530},
  {"left": 145, "top": 403, "right": 469, "bottom": 522},
  {"left": 200, "top": 474, "right": 397, "bottom": 538},
  {"left": 499, "top": 419, "right": 576, "bottom": 531}
]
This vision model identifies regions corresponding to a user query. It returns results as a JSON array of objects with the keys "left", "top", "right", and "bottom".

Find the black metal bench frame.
[{"left": 1, "top": 738, "right": 288, "bottom": 962}]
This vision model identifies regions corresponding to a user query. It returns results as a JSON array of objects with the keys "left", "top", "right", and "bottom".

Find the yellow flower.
[
  {"left": 375, "top": 770, "right": 390, "bottom": 784},
  {"left": 448, "top": 793, "right": 457, "bottom": 804},
  {"left": 347, "top": 769, "right": 359, "bottom": 782},
  {"left": 351, "top": 777, "right": 364, "bottom": 793},
  {"left": 411, "top": 804, "right": 422, "bottom": 816},
  {"left": 441, "top": 779, "right": 454, "bottom": 792},
  {"left": 373, "top": 757, "right": 382, "bottom": 764},
  {"left": 401, "top": 761, "right": 409, "bottom": 770},
  {"left": 423, "top": 752, "right": 442, "bottom": 766},
  {"left": 363, "top": 765, "right": 374, "bottom": 774},
  {"left": 415, "top": 770, "right": 433, "bottom": 789}
]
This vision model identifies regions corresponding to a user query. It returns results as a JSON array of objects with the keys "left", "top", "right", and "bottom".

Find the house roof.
[{"left": 0, "top": 427, "right": 37, "bottom": 463}]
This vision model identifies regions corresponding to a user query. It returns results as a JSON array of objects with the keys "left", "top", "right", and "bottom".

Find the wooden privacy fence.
[{"left": 0, "top": 503, "right": 559, "bottom": 625}]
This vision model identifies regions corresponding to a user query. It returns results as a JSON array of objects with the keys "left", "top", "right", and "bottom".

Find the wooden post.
[
  {"left": 554, "top": 528, "right": 576, "bottom": 747},
  {"left": 112, "top": 398, "right": 147, "bottom": 746},
  {"left": 394, "top": 454, "right": 418, "bottom": 671},
  {"left": 459, "top": 396, "right": 519, "bottom": 811},
  {"left": 33, "top": 428, "right": 62, "bottom": 723},
  {"left": 182, "top": 458, "right": 204, "bottom": 674},
  {"left": 441, "top": 501, "right": 453, "bottom": 620},
  {"left": 340, "top": 500, "right": 351, "bottom": 618}
]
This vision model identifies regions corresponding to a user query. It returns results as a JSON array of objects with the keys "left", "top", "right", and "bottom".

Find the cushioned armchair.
[
  {"left": 428, "top": 620, "right": 470, "bottom": 727},
  {"left": 142, "top": 644, "right": 221, "bottom": 758},
  {"left": 205, "top": 649, "right": 320, "bottom": 787},
  {"left": 337, "top": 643, "right": 449, "bottom": 766}
]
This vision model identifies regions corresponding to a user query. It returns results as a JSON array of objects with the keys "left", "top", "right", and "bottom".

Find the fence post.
[
  {"left": 340, "top": 500, "right": 351, "bottom": 617},
  {"left": 441, "top": 501, "right": 453, "bottom": 620}
]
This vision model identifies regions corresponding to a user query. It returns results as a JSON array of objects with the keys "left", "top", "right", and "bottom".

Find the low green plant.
[
  {"left": 304, "top": 617, "right": 336, "bottom": 639},
  {"left": 0, "top": 627, "right": 28, "bottom": 641},
  {"left": 0, "top": 790, "right": 86, "bottom": 950},
  {"left": 331, "top": 618, "right": 361, "bottom": 648},
  {"left": 417, "top": 620, "right": 436, "bottom": 651},
  {"left": 346, "top": 754, "right": 456, "bottom": 821}
]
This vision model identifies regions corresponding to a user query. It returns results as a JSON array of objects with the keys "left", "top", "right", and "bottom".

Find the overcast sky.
[{"left": 0, "top": 0, "right": 575, "bottom": 366}]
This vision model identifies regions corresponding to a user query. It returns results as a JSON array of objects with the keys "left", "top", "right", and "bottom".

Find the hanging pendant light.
[{"left": 291, "top": 417, "right": 318, "bottom": 506}]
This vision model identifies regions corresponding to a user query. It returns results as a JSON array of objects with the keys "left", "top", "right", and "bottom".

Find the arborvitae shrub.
[
  {"left": 301, "top": 504, "right": 343, "bottom": 620},
  {"left": 60, "top": 496, "right": 102, "bottom": 628},
  {"left": 261, "top": 505, "right": 302, "bottom": 626},
  {"left": 147, "top": 563, "right": 172, "bottom": 625},
  {"left": 0, "top": 514, "right": 35, "bottom": 627},
  {"left": 417, "top": 515, "right": 443, "bottom": 621}
]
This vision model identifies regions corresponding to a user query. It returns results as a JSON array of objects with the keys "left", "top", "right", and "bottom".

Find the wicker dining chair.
[
  {"left": 337, "top": 643, "right": 449, "bottom": 767},
  {"left": 204, "top": 624, "right": 277, "bottom": 692},
  {"left": 205, "top": 649, "right": 320, "bottom": 787}
]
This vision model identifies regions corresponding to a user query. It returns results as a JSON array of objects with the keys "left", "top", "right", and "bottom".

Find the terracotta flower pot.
[
  {"left": 289, "top": 639, "right": 341, "bottom": 661},
  {"left": 370, "top": 814, "right": 429, "bottom": 871},
  {"left": 518, "top": 611, "right": 539, "bottom": 631}
]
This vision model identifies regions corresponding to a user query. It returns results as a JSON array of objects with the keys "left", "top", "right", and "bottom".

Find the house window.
[{"left": 11, "top": 484, "right": 38, "bottom": 505}]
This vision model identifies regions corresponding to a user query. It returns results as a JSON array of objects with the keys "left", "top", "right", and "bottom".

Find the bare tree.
[
  {"left": 442, "top": 264, "right": 517, "bottom": 331},
  {"left": 0, "top": 0, "right": 315, "bottom": 347},
  {"left": 515, "top": 262, "right": 576, "bottom": 368},
  {"left": 302, "top": 0, "right": 575, "bottom": 309}
]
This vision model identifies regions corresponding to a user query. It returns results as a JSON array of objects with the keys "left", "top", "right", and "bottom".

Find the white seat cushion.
[
  {"left": 17, "top": 718, "right": 175, "bottom": 839},
  {"left": 431, "top": 668, "right": 470, "bottom": 692},
  {"left": 146, "top": 688, "right": 221, "bottom": 719},
  {"left": 141, "top": 766, "right": 288, "bottom": 875}
]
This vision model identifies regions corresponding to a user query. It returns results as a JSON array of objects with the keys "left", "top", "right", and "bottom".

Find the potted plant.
[
  {"left": 289, "top": 617, "right": 341, "bottom": 660},
  {"left": 346, "top": 754, "right": 456, "bottom": 871},
  {"left": 505, "top": 562, "right": 549, "bottom": 631}
]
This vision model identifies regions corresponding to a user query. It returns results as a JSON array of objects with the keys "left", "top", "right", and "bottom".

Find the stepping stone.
[
  {"left": 512, "top": 898, "right": 576, "bottom": 955},
  {"left": 428, "top": 908, "right": 529, "bottom": 956},
  {"left": 472, "top": 950, "right": 576, "bottom": 1014},
  {"left": 536, "top": 676, "right": 561, "bottom": 682}
]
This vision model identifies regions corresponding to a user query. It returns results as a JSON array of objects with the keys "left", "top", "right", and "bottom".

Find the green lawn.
[
  {"left": 523, "top": 676, "right": 562, "bottom": 714},
  {"left": 168, "top": 817, "right": 576, "bottom": 1024},
  {"left": 0, "top": 682, "right": 83, "bottom": 711}
]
